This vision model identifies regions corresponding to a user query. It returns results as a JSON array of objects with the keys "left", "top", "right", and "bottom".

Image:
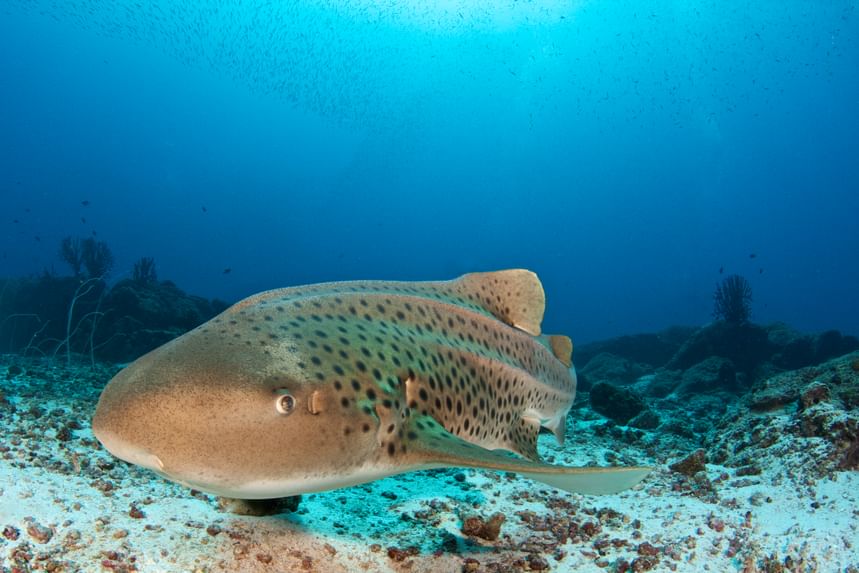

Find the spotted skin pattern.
[
  {"left": 199, "top": 273, "right": 572, "bottom": 464},
  {"left": 93, "top": 270, "right": 650, "bottom": 498}
]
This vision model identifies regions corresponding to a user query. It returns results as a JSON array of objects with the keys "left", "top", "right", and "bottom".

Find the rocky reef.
[
  {"left": 2, "top": 247, "right": 858, "bottom": 571},
  {"left": 577, "top": 322, "right": 859, "bottom": 426},
  {"left": 1, "top": 339, "right": 857, "bottom": 571},
  {"left": 0, "top": 263, "right": 227, "bottom": 364}
]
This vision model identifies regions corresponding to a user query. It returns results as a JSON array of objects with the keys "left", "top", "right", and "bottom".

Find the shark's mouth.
[{"left": 94, "top": 427, "right": 165, "bottom": 473}]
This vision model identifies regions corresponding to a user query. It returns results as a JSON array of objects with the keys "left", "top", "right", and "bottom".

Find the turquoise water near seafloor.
[{"left": 1, "top": 2, "right": 859, "bottom": 572}]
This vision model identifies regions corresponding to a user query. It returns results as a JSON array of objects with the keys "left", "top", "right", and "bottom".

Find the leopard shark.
[{"left": 92, "top": 269, "right": 649, "bottom": 499}]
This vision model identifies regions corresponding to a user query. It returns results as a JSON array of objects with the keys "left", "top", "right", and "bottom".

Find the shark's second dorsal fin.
[
  {"left": 549, "top": 334, "right": 573, "bottom": 367},
  {"left": 453, "top": 269, "right": 545, "bottom": 336}
]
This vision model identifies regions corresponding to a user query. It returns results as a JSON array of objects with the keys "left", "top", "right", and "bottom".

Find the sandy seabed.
[{"left": 1, "top": 354, "right": 858, "bottom": 572}]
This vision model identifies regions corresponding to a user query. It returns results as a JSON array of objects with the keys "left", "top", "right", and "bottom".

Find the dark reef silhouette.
[
  {"left": 573, "top": 277, "right": 859, "bottom": 427},
  {"left": 0, "top": 237, "right": 227, "bottom": 363},
  {"left": 1, "top": 239, "right": 857, "bottom": 382}
]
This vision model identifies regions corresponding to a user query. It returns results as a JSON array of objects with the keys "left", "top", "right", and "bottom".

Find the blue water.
[{"left": 1, "top": 1, "right": 857, "bottom": 343}]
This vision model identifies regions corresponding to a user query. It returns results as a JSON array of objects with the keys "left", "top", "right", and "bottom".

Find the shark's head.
[{"left": 91, "top": 322, "right": 377, "bottom": 499}]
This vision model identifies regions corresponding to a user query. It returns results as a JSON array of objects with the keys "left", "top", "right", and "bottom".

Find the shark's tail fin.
[
  {"left": 521, "top": 466, "right": 651, "bottom": 495},
  {"left": 406, "top": 414, "right": 651, "bottom": 495}
]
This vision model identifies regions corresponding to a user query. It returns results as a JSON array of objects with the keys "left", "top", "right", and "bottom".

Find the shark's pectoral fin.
[{"left": 403, "top": 414, "right": 650, "bottom": 495}]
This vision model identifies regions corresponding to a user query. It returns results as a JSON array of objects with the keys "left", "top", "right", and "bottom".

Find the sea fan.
[
  {"left": 713, "top": 274, "right": 752, "bottom": 324},
  {"left": 82, "top": 238, "right": 114, "bottom": 279},
  {"left": 132, "top": 257, "right": 158, "bottom": 284},
  {"left": 59, "top": 236, "right": 84, "bottom": 276}
]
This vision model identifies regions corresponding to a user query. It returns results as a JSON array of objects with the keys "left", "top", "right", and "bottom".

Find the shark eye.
[{"left": 275, "top": 392, "right": 296, "bottom": 415}]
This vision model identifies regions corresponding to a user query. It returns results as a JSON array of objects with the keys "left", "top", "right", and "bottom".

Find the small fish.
[
  {"left": 759, "top": 268, "right": 764, "bottom": 274},
  {"left": 93, "top": 270, "right": 650, "bottom": 500},
  {"left": 718, "top": 266, "right": 724, "bottom": 274},
  {"left": 34, "top": 236, "right": 40, "bottom": 242},
  {"left": 81, "top": 217, "right": 87, "bottom": 224},
  {"left": 749, "top": 253, "right": 757, "bottom": 259},
  {"left": 81, "top": 200, "right": 90, "bottom": 207},
  {"left": 223, "top": 267, "right": 231, "bottom": 274},
  {"left": 202, "top": 205, "right": 207, "bottom": 213}
]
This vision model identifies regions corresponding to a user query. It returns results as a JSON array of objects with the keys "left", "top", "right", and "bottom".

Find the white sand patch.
[{"left": 2, "top": 356, "right": 859, "bottom": 571}]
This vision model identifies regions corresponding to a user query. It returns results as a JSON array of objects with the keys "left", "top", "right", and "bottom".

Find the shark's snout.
[{"left": 92, "top": 361, "right": 166, "bottom": 473}]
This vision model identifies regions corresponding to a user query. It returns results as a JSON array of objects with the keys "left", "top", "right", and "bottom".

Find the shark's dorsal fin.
[
  {"left": 402, "top": 414, "right": 650, "bottom": 495},
  {"left": 454, "top": 269, "right": 545, "bottom": 335}
]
